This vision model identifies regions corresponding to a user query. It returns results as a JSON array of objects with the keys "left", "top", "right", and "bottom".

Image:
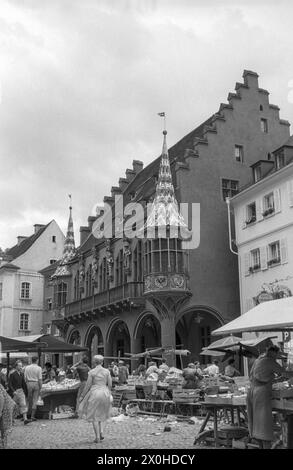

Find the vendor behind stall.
[
  {"left": 203, "top": 360, "right": 220, "bottom": 376},
  {"left": 182, "top": 364, "right": 202, "bottom": 389},
  {"left": 43, "top": 363, "right": 56, "bottom": 384},
  {"left": 247, "top": 345, "right": 289, "bottom": 449},
  {"left": 118, "top": 360, "right": 129, "bottom": 385},
  {"left": 224, "top": 359, "right": 241, "bottom": 378}
]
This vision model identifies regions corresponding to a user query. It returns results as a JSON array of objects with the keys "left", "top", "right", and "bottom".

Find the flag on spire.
[{"left": 158, "top": 112, "right": 165, "bottom": 117}]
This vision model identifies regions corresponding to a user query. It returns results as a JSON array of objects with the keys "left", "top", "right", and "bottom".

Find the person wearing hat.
[
  {"left": 118, "top": 360, "right": 128, "bottom": 385},
  {"left": 247, "top": 345, "right": 290, "bottom": 449}
]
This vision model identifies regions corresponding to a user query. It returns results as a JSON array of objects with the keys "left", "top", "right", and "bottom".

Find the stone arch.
[
  {"left": 133, "top": 311, "right": 161, "bottom": 354},
  {"left": 84, "top": 324, "right": 104, "bottom": 366},
  {"left": 175, "top": 305, "right": 224, "bottom": 366},
  {"left": 106, "top": 318, "right": 131, "bottom": 359}
]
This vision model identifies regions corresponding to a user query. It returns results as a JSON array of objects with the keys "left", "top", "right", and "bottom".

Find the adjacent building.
[
  {"left": 0, "top": 221, "right": 65, "bottom": 338},
  {"left": 42, "top": 70, "right": 290, "bottom": 367},
  {"left": 229, "top": 136, "right": 293, "bottom": 350}
]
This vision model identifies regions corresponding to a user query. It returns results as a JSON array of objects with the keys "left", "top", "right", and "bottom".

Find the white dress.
[{"left": 78, "top": 365, "right": 112, "bottom": 423}]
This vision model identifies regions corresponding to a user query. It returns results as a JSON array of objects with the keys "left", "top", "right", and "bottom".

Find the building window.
[
  {"left": 246, "top": 202, "right": 256, "bottom": 225},
  {"left": 54, "top": 327, "right": 61, "bottom": 337},
  {"left": 253, "top": 166, "right": 261, "bottom": 183},
  {"left": 55, "top": 282, "right": 67, "bottom": 307},
  {"left": 52, "top": 236, "right": 56, "bottom": 243},
  {"left": 250, "top": 249, "right": 261, "bottom": 272},
  {"left": 19, "top": 313, "right": 29, "bottom": 331},
  {"left": 221, "top": 179, "right": 239, "bottom": 201},
  {"left": 47, "top": 298, "right": 52, "bottom": 310},
  {"left": 0, "top": 282, "right": 2, "bottom": 300},
  {"left": 20, "top": 282, "right": 31, "bottom": 299},
  {"left": 235, "top": 145, "right": 244, "bottom": 163},
  {"left": 263, "top": 192, "right": 275, "bottom": 217},
  {"left": 261, "top": 118, "right": 268, "bottom": 133},
  {"left": 276, "top": 153, "right": 285, "bottom": 170},
  {"left": 46, "top": 324, "right": 51, "bottom": 335},
  {"left": 50, "top": 259, "right": 57, "bottom": 265},
  {"left": 268, "top": 241, "right": 281, "bottom": 266},
  {"left": 260, "top": 105, "right": 263, "bottom": 111}
]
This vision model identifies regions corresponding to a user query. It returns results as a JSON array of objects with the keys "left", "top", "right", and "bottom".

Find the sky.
[{"left": 1, "top": 0, "right": 293, "bottom": 249}]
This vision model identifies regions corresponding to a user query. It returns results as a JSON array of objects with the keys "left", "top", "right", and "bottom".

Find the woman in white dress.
[{"left": 78, "top": 355, "right": 112, "bottom": 443}]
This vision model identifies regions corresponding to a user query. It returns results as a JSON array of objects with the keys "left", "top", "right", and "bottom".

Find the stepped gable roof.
[
  {"left": 123, "top": 115, "right": 213, "bottom": 202},
  {"left": 5, "top": 223, "right": 50, "bottom": 261}
]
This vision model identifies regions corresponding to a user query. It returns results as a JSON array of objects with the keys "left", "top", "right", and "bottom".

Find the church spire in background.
[{"left": 52, "top": 195, "right": 76, "bottom": 277}]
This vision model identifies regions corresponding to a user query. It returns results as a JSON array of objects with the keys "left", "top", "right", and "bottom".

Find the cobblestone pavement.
[{"left": 6, "top": 415, "right": 203, "bottom": 449}]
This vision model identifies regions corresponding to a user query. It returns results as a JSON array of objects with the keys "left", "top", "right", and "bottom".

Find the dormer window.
[
  {"left": 253, "top": 166, "right": 261, "bottom": 183},
  {"left": 276, "top": 153, "right": 285, "bottom": 170}
]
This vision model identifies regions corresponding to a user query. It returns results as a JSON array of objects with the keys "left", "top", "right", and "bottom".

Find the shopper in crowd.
[
  {"left": 24, "top": 357, "right": 42, "bottom": 421},
  {"left": 203, "top": 360, "right": 220, "bottom": 376},
  {"left": 78, "top": 355, "right": 112, "bottom": 443},
  {"left": 71, "top": 356, "right": 91, "bottom": 418},
  {"left": 0, "top": 364, "right": 7, "bottom": 389},
  {"left": 118, "top": 360, "right": 129, "bottom": 385},
  {"left": 246, "top": 345, "right": 289, "bottom": 449},
  {"left": 0, "top": 383, "right": 17, "bottom": 448},
  {"left": 224, "top": 358, "right": 241, "bottom": 378},
  {"left": 109, "top": 362, "right": 119, "bottom": 385},
  {"left": 65, "top": 365, "right": 74, "bottom": 379},
  {"left": 136, "top": 363, "right": 146, "bottom": 378},
  {"left": 159, "top": 359, "right": 169, "bottom": 373},
  {"left": 43, "top": 362, "right": 56, "bottom": 384},
  {"left": 8, "top": 361, "right": 30, "bottom": 425}
]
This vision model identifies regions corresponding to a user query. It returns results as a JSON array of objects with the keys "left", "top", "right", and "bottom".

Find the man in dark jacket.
[{"left": 8, "top": 361, "right": 30, "bottom": 425}]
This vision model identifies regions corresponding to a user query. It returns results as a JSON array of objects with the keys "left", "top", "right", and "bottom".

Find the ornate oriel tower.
[
  {"left": 51, "top": 196, "right": 76, "bottom": 332},
  {"left": 142, "top": 129, "right": 192, "bottom": 365}
]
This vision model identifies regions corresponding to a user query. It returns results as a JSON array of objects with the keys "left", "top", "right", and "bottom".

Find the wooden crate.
[{"left": 173, "top": 389, "right": 200, "bottom": 403}]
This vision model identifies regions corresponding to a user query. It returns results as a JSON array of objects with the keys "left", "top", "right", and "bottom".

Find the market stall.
[
  {"left": 211, "top": 297, "right": 293, "bottom": 448},
  {"left": 37, "top": 378, "right": 81, "bottom": 419}
]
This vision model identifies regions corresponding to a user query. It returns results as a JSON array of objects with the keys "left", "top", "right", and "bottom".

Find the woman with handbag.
[{"left": 78, "top": 355, "right": 112, "bottom": 443}]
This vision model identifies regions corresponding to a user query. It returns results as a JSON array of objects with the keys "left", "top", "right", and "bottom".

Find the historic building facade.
[
  {"left": 0, "top": 221, "right": 64, "bottom": 338},
  {"left": 43, "top": 70, "right": 291, "bottom": 367}
]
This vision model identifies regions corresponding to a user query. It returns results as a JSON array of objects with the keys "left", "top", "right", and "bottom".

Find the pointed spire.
[
  {"left": 143, "top": 126, "right": 189, "bottom": 236},
  {"left": 52, "top": 195, "right": 76, "bottom": 277}
]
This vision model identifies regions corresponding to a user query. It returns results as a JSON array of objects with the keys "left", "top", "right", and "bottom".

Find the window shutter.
[
  {"left": 256, "top": 198, "right": 263, "bottom": 220},
  {"left": 242, "top": 206, "right": 247, "bottom": 228},
  {"left": 244, "top": 252, "right": 251, "bottom": 276},
  {"left": 274, "top": 188, "right": 281, "bottom": 213},
  {"left": 260, "top": 246, "right": 268, "bottom": 270},
  {"left": 288, "top": 180, "right": 293, "bottom": 207},
  {"left": 280, "top": 238, "right": 288, "bottom": 264}
]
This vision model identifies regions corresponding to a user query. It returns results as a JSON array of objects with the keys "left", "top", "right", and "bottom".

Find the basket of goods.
[
  {"left": 272, "top": 382, "right": 293, "bottom": 399},
  {"left": 218, "top": 425, "right": 249, "bottom": 440}
]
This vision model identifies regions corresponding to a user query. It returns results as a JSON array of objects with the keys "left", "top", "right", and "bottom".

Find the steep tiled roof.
[{"left": 5, "top": 223, "right": 51, "bottom": 261}]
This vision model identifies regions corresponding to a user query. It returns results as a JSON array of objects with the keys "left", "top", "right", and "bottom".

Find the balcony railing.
[{"left": 65, "top": 282, "right": 144, "bottom": 318}]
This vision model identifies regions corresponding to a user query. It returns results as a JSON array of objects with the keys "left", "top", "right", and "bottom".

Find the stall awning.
[
  {"left": 10, "top": 334, "right": 88, "bottom": 353},
  {"left": 0, "top": 335, "right": 47, "bottom": 353},
  {"left": 212, "top": 297, "right": 293, "bottom": 336}
]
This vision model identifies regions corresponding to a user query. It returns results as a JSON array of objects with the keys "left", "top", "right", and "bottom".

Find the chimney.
[
  {"left": 132, "top": 160, "right": 143, "bottom": 174},
  {"left": 17, "top": 236, "right": 28, "bottom": 245},
  {"left": 34, "top": 224, "right": 45, "bottom": 234},
  {"left": 80, "top": 226, "right": 90, "bottom": 246}
]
